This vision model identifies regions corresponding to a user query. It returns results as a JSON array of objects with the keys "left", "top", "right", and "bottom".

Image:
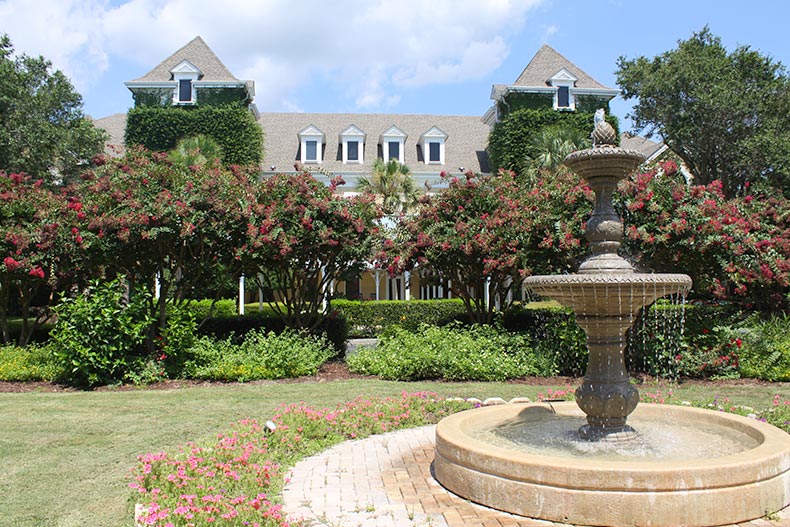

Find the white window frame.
[
  {"left": 549, "top": 68, "right": 577, "bottom": 111},
  {"left": 340, "top": 125, "right": 366, "bottom": 164},
  {"left": 420, "top": 126, "right": 448, "bottom": 165},
  {"left": 170, "top": 60, "right": 201, "bottom": 105},
  {"left": 298, "top": 125, "right": 325, "bottom": 164},
  {"left": 380, "top": 125, "right": 407, "bottom": 163}
]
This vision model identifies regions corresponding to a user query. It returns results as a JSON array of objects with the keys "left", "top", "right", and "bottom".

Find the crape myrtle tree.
[
  {"left": 386, "top": 169, "right": 590, "bottom": 324},
  {"left": 618, "top": 160, "right": 790, "bottom": 312},
  {"left": 616, "top": 26, "right": 790, "bottom": 198},
  {"left": 0, "top": 35, "right": 106, "bottom": 184},
  {"left": 80, "top": 148, "right": 254, "bottom": 341},
  {"left": 0, "top": 172, "right": 86, "bottom": 344},
  {"left": 241, "top": 172, "right": 381, "bottom": 330}
]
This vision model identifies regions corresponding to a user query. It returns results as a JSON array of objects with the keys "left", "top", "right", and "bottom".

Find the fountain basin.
[
  {"left": 523, "top": 273, "right": 692, "bottom": 317},
  {"left": 434, "top": 402, "right": 790, "bottom": 527}
]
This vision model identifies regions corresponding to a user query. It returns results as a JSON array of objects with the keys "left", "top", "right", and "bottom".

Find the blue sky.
[{"left": 1, "top": 0, "right": 788, "bottom": 132}]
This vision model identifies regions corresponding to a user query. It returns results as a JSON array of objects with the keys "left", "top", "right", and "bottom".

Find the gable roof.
[
  {"left": 132, "top": 36, "right": 239, "bottom": 82},
  {"left": 512, "top": 44, "right": 610, "bottom": 90},
  {"left": 259, "top": 112, "right": 490, "bottom": 177}
]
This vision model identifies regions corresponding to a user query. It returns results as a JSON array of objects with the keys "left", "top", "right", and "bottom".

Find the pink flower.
[
  {"left": 29, "top": 267, "right": 45, "bottom": 279},
  {"left": 3, "top": 257, "right": 21, "bottom": 271}
]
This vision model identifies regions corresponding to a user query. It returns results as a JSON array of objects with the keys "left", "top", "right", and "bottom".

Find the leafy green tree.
[
  {"left": 616, "top": 26, "right": 790, "bottom": 198},
  {"left": 356, "top": 158, "right": 419, "bottom": 215},
  {"left": 0, "top": 35, "right": 106, "bottom": 183}
]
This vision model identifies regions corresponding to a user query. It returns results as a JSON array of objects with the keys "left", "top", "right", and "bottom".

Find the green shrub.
[
  {"left": 183, "top": 329, "right": 335, "bottom": 382},
  {"left": 738, "top": 315, "right": 790, "bottom": 381},
  {"left": 347, "top": 323, "right": 555, "bottom": 381},
  {"left": 0, "top": 343, "right": 61, "bottom": 381},
  {"left": 50, "top": 278, "right": 153, "bottom": 388},
  {"left": 333, "top": 298, "right": 467, "bottom": 337},
  {"left": 502, "top": 305, "right": 588, "bottom": 376},
  {"left": 196, "top": 313, "right": 347, "bottom": 355}
]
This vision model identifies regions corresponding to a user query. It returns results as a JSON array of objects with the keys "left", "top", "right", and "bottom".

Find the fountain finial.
[{"left": 591, "top": 108, "right": 617, "bottom": 147}]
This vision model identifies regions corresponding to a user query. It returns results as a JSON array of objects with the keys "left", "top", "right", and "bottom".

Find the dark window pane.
[
  {"left": 306, "top": 140, "right": 317, "bottom": 161},
  {"left": 388, "top": 141, "right": 399, "bottom": 160},
  {"left": 558, "top": 86, "right": 570, "bottom": 107},
  {"left": 347, "top": 141, "right": 359, "bottom": 161},
  {"left": 429, "top": 142, "right": 440, "bottom": 162},
  {"left": 179, "top": 79, "right": 192, "bottom": 102}
]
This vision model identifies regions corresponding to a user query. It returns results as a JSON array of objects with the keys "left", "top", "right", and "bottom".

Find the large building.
[{"left": 93, "top": 37, "right": 621, "bottom": 301}]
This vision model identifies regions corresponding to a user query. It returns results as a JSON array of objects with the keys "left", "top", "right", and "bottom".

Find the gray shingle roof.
[
  {"left": 620, "top": 133, "right": 666, "bottom": 160},
  {"left": 259, "top": 112, "right": 491, "bottom": 177},
  {"left": 513, "top": 44, "right": 611, "bottom": 90},
  {"left": 132, "top": 36, "right": 239, "bottom": 82},
  {"left": 90, "top": 113, "right": 127, "bottom": 156}
]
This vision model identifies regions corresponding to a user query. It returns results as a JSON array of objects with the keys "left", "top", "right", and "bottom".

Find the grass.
[{"left": 1, "top": 378, "right": 788, "bottom": 527}]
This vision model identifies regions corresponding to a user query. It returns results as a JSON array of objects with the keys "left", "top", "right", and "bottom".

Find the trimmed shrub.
[
  {"left": 332, "top": 298, "right": 467, "bottom": 337},
  {"left": 346, "top": 323, "right": 555, "bottom": 381},
  {"left": 183, "top": 329, "right": 335, "bottom": 382}
]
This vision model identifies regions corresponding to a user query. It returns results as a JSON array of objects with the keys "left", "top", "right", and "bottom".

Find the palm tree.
[
  {"left": 525, "top": 126, "right": 591, "bottom": 177},
  {"left": 169, "top": 134, "right": 223, "bottom": 167},
  {"left": 357, "top": 158, "right": 419, "bottom": 215}
]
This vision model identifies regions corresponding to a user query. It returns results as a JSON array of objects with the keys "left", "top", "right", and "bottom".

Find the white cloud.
[
  {"left": 0, "top": 0, "right": 546, "bottom": 112},
  {"left": 0, "top": 0, "right": 108, "bottom": 91}
]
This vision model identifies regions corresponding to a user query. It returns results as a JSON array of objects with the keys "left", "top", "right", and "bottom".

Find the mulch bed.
[{"left": 0, "top": 360, "right": 779, "bottom": 393}]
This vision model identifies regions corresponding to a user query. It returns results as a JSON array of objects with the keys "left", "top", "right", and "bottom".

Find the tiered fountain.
[{"left": 434, "top": 116, "right": 790, "bottom": 526}]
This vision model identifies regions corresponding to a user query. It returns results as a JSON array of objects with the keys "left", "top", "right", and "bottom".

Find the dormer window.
[
  {"left": 340, "top": 125, "right": 366, "bottom": 164},
  {"left": 170, "top": 60, "right": 202, "bottom": 105},
  {"left": 420, "top": 126, "right": 447, "bottom": 165},
  {"left": 380, "top": 125, "right": 407, "bottom": 163},
  {"left": 549, "top": 68, "right": 577, "bottom": 111},
  {"left": 298, "top": 125, "right": 325, "bottom": 164}
]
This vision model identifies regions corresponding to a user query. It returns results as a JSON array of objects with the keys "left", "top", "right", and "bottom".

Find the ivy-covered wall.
[
  {"left": 125, "top": 106, "right": 263, "bottom": 166},
  {"left": 132, "top": 87, "right": 251, "bottom": 108},
  {"left": 497, "top": 92, "right": 612, "bottom": 119},
  {"left": 487, "top": 108, "right": 619, "bottom": 175}
]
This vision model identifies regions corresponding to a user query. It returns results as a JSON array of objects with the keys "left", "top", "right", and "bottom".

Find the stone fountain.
[{"left": 434, "top": 116, "right": 790, "bottom": 526}]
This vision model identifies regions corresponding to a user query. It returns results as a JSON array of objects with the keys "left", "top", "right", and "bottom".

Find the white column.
[
  {"left": 374, "top": 270, "right": 381, "bottom": 301},
  {"left": 404, "top": 271, "right": 411, "bottom": 301},
  {"left": 484, "top": 276, "right": 491, "bottom": 309},
  {"left": 238, "top": 274, "right": 245, "bottom": 315},
  {"left": 154, "top": 272, "right": 161, "bottom": 299}
]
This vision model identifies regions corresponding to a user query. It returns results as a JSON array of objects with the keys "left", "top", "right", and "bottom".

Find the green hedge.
[
  {"left": 332, "top": 299, "right": 467, "bottom": 337},
  {"left": 125, "top": 106, "right": 263, "bottom": 166},
  {"left": 197, "top": 313, "right": 348, "bottom": 355}
]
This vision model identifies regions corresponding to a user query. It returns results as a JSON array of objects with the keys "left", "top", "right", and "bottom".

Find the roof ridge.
[
  {"left": 511, "top": 44, "right": 610, "bottom": 90},
  {"left": 131, "top": 35, "right": 239, "bottom": 82}
]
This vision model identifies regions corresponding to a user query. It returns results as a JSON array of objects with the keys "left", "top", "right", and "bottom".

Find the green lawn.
[{"left": 1, "top": 378, "right": 788, "bottom": 527}]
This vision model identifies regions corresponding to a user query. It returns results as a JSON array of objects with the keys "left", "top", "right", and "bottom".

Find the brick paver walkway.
[{"left": 282, "top": 425, "right": 790, "bottom": 527}]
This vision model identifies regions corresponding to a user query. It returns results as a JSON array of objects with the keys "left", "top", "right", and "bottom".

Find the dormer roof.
[
  {"left": 132, "top": 36, "right": 240, "bottom": 83},
  {"left": 512, "top": 44, "right": 610, "bottom": 90}
]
